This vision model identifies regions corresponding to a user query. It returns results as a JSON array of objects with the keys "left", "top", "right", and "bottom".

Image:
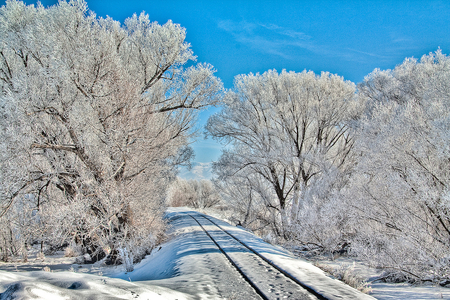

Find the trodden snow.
[{"left": 1, "top": 207, "right": 447, "bottom": 299}]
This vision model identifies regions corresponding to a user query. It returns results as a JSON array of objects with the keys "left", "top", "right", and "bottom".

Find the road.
[
  {"left": 119, "top": 208, "right": 375, "bottom": 299},
  {"left": 189, "top": 213, "right": 319, "bottom": 299}
]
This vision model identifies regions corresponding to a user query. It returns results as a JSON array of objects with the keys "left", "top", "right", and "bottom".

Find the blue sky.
[{"left": 4, "top": 0, "right": 450, "bottom": 179}]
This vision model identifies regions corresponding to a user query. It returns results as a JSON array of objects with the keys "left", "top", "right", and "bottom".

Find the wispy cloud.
[
  {"left": 218, "top": 20, "right": 258, "bottom": 35},
  {"left": 345, "top": 48, "right": 390, "bottom": 59},
  {"left": 218, "top": 20, "right": 315, "bottom": 59},
  {"left": 217, "top": 20, "right": 402, "bottom": 65},
  {"left": 258, "top": 23, "right": 310, "bottom": 40}
]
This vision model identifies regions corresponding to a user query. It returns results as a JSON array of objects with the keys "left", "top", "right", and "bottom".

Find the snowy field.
[{"left": 0, "top": 207, "right": 449, "bottom": 299}]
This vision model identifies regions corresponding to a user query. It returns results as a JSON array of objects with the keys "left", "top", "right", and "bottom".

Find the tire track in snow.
[
  {"left": 189, "top": 213, "right": 321, "bottom": 300},
  {"left": 201, "top": 214, "right": 331, "bottom": 300}
]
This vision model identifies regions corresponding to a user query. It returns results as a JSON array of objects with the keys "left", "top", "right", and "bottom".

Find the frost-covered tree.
[
  {"left": 347, "top": 50, "right": 450, "bottom": 282},
  {"left": 0, "top": 0, "right": 222, "bottom": 262},
  {"left": 167, "top": 177, "right": 221, "bottom": 209},
  {"left": 167, "top": 178, "right": 197, "bottom": 208},
  {"left": 214, "top": 168, "right": 279, "bottom": 235},
  {"left": 207, "top": 70, "right": 360, "bottom": 240}
]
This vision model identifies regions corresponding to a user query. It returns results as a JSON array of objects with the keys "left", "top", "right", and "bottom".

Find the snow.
[
  {"left": 309, "top": 256, "right": 450, "bottom": 300},
  {"left": 0, "top": 270, "right": 185, "bottom": 299},
  {"left": 1, "top": 206, "right": 449, "bottom": 299},
  {"left": 110, "top": 207, "right": 261, "bottom": 299},
  {"left": 109, "top": 207, "right": 373, "bottom": 299},
  {"left": 195, "top": 210, "right": 375, "bottom": 300},
  {"left": 199, "top": 207, "right": 450, "bottom": 300}
]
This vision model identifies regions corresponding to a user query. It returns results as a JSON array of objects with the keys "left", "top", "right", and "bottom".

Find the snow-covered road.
[
  {"left": 0, "top": 207, "right": 376, "bottom": 299},
  {"left": 189, "top": 213, "right": 317, "bottom": 299}
]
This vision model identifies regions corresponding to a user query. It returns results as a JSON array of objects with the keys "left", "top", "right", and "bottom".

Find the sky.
[{"left": 3, "top": 0, "right": 450, "bottom": 179}]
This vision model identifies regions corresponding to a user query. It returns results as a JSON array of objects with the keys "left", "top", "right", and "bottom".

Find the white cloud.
[
  {"left": 178, "top": 162, "right": 213, "bottom": 180},
  {"left": 192, "top": 162, "right": 212, "bottom": 178}
]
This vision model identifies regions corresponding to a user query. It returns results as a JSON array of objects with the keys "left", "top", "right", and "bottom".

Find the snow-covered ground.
[
  {"left": 0, "top": 207, "right": 261, "bottom": 299},
  {"left": 1, "top": 207, "right": 449, "bottom": 299},
  {"left": 111, "top": 207, "right": 262, "bottom": 299},
  {"left": 309, "top": 256, "right": 450, "bottom": 300},
  {"left": 0, "top": 245, "right": 189, "bottom": 299}
]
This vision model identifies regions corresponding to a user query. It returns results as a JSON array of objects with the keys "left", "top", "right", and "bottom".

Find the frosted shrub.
[
  {"left": 335, "top": 263, "right": 372, "bottom": 294},
  {"left": 284, "top": 169, "right": 354, "bottom": 254},
  {"left": 314, "top": 262, "right": 372, "bottom": 294},
  {"left": 64, "top": 243, "right": 82, "bottom": 258},
  {"left": 42, "top": 266, "right": 51, "bottom": 272}
]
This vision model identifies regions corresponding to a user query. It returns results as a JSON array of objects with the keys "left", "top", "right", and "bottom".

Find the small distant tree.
[
  {"left": 167, "top": 178, "right": 221, "bottom": 209},
  {"left": 0, "top": 0, "right": 222, "bottom": 262},
  {"left": 167, "top": 178, "right": 197, "bottom": 207}
]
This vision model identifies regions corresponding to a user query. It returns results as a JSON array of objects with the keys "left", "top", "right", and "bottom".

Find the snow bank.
[{"left": 0, "top": 270, "right": 187, "bottom": 299}]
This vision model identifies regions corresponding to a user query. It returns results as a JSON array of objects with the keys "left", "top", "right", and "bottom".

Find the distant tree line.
[{"left": 167, "top": 178, "right": 222, "bottom": 209}]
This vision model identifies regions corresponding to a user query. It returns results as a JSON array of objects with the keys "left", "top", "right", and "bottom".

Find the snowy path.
[
  {"left": 113, "top": 208, "right": 264, "bottom": 299},
  {"left": 113, "top": 207, "right": 374, "bottom": 299},
  {"left": 190, "top": 213, "right": 317, "bottom": 299}
]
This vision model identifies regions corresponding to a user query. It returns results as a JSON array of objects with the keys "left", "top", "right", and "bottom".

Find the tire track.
[{"left": 189, "top": 213, "right": 321, "bottom": 300}]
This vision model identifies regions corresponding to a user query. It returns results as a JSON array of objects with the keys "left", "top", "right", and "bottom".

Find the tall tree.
[
  {"left": 347, "top": 50, "right": 450, "bottom": 281},
  {"left": 207, "top": 70, "right": 359, "bottom": 238},
  {"left": 0, "top": 0, "right": 222, "bottom": 262}
]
